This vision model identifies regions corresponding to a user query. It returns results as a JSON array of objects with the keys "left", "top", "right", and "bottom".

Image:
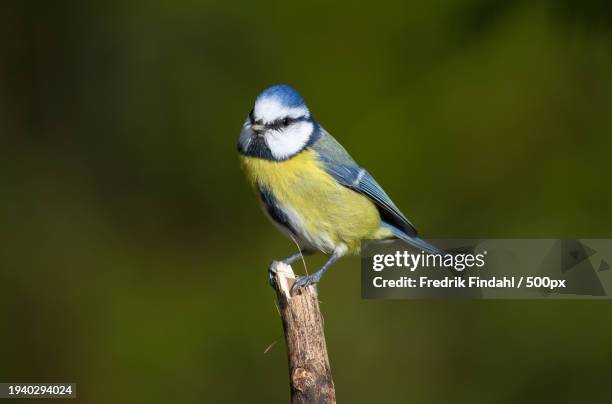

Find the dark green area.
[{"left": 1, "top": 1, "right": 611, "bottom": 403}]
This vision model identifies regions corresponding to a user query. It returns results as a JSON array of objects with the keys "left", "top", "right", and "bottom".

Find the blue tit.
[{"left": 238, "top": 84, "right": 440, "bottom": 291}]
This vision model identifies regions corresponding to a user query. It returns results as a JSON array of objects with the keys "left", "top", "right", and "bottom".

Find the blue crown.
[{"left": 257, "top": 85, "right": 305, "bottom": 108}]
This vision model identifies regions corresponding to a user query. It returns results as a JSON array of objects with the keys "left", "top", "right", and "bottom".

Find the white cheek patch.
[
  {"left": 265, "top": 121, "right": 313, "bottom": 160},
  {"left": 254, "top": 98, "right": 309, "bottom": 123}
]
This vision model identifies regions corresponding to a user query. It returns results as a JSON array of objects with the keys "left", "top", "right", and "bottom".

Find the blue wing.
[{"left": 312, "top": 128, "right": 418, "bottom": 237}]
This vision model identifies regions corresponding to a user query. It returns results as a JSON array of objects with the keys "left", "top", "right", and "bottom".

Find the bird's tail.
[{"left": 383, "top": 224, "right": 445, "bottom": 255}]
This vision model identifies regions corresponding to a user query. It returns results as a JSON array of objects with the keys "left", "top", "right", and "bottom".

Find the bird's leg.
[
  {"left": 291, "top": 251, "right": 339, "bottom": 292},
  {"left": 268, "top": 249, "right": 314, "bottom": 287},
  {"left": 282, "top": 249, "right": 314, "bottom": 265}
]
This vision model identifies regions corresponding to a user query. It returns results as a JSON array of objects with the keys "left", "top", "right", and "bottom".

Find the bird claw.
[{"left": 291, "top": 273, "right": 320, "bottom": 292}]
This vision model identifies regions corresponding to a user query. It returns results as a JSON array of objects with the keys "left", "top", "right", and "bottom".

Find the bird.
[{"left": 238, "top": 84, "right": 440, "bottom": 291}]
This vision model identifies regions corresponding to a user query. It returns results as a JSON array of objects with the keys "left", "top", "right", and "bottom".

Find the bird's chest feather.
[{"left": 240, "top": 150, "right": 381, "bottom": 252}]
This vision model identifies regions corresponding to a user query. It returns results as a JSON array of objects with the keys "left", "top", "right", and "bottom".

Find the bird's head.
[{"left": 238, "top": 85, "right": 317, "bottom": 160}]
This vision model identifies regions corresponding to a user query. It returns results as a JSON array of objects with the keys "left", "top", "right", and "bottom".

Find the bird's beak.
[{"left": 251, "top": 124, "right": 265, "bottom": 134}]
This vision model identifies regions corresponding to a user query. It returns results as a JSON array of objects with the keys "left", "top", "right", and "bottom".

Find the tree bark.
[{"left": 271, "top": 261, "right": 336, "bottom": 404}]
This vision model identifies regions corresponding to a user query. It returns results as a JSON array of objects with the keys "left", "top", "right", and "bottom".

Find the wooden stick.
[{"left": 271, "top": 261, "right": 336, "bottom": 404}]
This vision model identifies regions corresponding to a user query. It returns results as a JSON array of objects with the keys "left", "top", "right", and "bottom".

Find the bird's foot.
[
  {"left": 291, "top": 272, "right": 321, "bottom": 292},
  {"left": 290, "top": 251, "right": 339, "bottom": 293}
]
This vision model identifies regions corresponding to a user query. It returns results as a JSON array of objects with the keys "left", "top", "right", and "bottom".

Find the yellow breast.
[{"left": 240, "top": 149, "right": 388, "bottom": 254}]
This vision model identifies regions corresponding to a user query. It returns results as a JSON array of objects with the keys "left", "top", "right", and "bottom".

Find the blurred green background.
[{"left": 2, "top": 0, "right": 612, "bottom": 403}]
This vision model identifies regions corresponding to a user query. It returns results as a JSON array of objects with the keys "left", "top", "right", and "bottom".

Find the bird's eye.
[{"left": 282, "top": 117, "right": 291, "bottom": 126}]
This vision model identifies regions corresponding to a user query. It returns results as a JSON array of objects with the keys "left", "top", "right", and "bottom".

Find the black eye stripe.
[
  {"left": 252, "top": 115, "right": 310, "bottom": 131},
  {"left": 275, "top": 116, "right": 307, "bottom": 128}
]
